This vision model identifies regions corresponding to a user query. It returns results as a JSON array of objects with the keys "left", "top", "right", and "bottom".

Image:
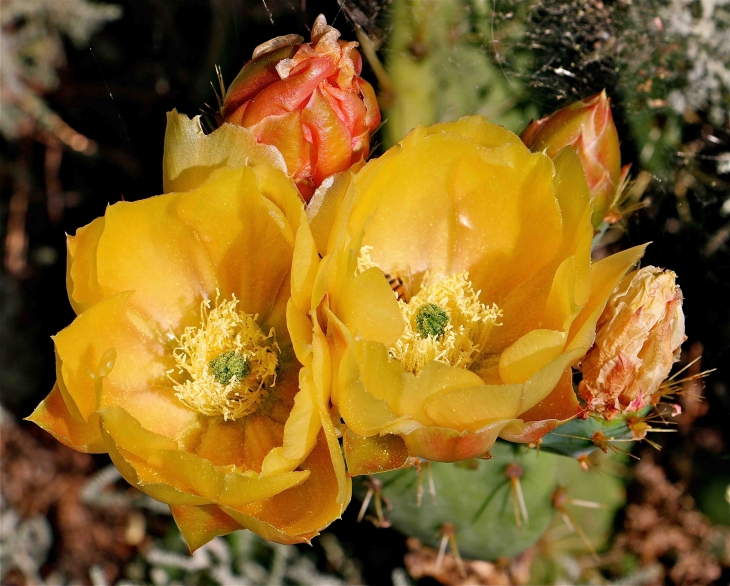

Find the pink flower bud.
[
  {"left": 579, "top": 267, "right": 686, "bottom": 418},
  {"left": 222, "top": 15, "right": 381, "bottom": 201},
  {"left": 521, "top": 91, "right": 623, "bottom": 226}
]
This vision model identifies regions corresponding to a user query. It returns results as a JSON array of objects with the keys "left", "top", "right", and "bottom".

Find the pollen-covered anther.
[
  {"left": 389, "top": 271, "right": 502, "bottom": 375},
  {"left": 170, "top": 296, "right": 279, "bottom": 420}
]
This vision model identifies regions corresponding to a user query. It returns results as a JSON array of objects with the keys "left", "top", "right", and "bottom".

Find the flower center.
[
  {"left": 356, "top": 246, "right": 502, "bottom": 376},
  {"left": 415, "top": 303, "right": 450, "bottom": 338},
  {"left": 171, "top": 296, "right": 279, "bottom": 420},
  {"left": 209, "top": 351, "right": 250, "bottom": 385}
]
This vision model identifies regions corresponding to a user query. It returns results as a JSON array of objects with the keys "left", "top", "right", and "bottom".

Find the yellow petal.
[
  {"left": 343, "top": 429, "right": 409, "bottom": 476},
  {"left": 567, "top": 245, "right": 648, "bottom": 352},
  {"left": 338, "top": 268, "right": 405, "bottom": 347},
  {"left": 26, "top": 384, "right": 105, "bottom": 453},
  {"left": 499, "top": 329, "right": 566, "bottom": 384},
  {"left": 421, "top": 382, "right": 525, "bottom": 431},
  {"left": 552, "top": 147, "right": 593, "bottom": 306},
  {"left": 542, "top": 256, "right": 580, "bottom": 333},
  {"left": 225, "top": 431, "right": 350, "bottom": 542},
  {"left": 99, "top": 406, "right": 179, "bottom": 458},
  {"left": 162, "top": 110, "right": 287, "bottom": 193},
  {"left": 259, "top": 369, "right": 319, "bottom": 477},
  {"left": 99, "top": 416, "right": 212, "bottom": 506},
  {"left": 193, "top": 419, "right": 249, "bottom": 468},
  {"left": 429, "top": 347, "right": 584, "bottom": 431},
  {"left": 66, "top": 216, "right": 105, "bottom": 314},
  {"left": 96, "top": 193, "right": 215, "bottom": 329},
  {"left": 286, "top": 298, "right": 313, "bottom": 366},
  {"left": 170, "top": 504, "right": 243, "bottom": 552},
  {"left": 399, "top": 360, "right": 486, "bottom": 421},
  {"left": 519, "top": 346, "right": 586, "bottom": 413},
  {"left": 100, "top": 406, "right": 309, "bottom": 507},
  {"left": 349, "top": 131, "right": 562, "bottom": 300},
  {"left": 290, "top": 216, "right": 319, "bottom": 315},
  {"left": 221, "top": 507, "right": 314, "bottom": 545},
  {"left": 306, "top": 170, "right": 353, "bottom": 256},
  {"left": 338, "top": 343, "right": 400, "bottom": 437},
  {"left": 174, "top": 167, "right": 293, "bottom": 324},
  {"left": 320, "top": 397, "right": 351, "bottom": 508},
  {"left": 218, "top": 464, "right": 310, "bottom": 509},
  {"left": 517, "top": 368, "right": 579, "bottom": 422},
  {"left": 480, "top": 149, "right": 593, "bottom": 353},
  {"left": 54, "top": 292, "right": 172, "bottom": 422},
  {"left": 103, "top": 386, "right": 198, "bottom": 445},
  {"left": 422, "top": 116, "right": 523, "bottom": 148}
]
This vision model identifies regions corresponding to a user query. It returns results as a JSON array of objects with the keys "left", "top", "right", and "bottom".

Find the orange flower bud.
[
  {"left": 578, "top": 267, "right": 686, "bottom": 419},
  {"left": 221, "top": 15, "right": 381, "bottom": 201},
  {"left": 521, "top": 91, "right": 624, "bottom": 226}
]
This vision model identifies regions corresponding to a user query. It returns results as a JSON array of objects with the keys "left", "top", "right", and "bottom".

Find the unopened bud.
[
  {"left": 521, "top": 91, "right": 623, "bottom": 226},
  {"left": 578, "top": 267, "right": 686, "bottom": 419},
  {"left": 221, "top": 15, "right": 381, "bottom": 201}
]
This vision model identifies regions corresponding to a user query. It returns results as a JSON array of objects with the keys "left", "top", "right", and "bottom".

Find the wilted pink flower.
[{"left": 579, "top": 267, "right": 686, "bottom": 418}]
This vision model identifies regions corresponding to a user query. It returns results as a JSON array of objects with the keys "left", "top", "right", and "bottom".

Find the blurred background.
[{"left": 1, "top": 0, "right": 730, "bottom": 584}]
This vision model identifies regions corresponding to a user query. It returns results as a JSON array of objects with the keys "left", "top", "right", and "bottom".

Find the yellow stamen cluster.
[
  {"left": 171, "top": 296, "right": 279, "bottom": 420},
  {"left": 390, "top": 271, "right": 502, "bottom": 375},
  {"left": 356, "top": 246, "right": 502, "bottom": 374}
]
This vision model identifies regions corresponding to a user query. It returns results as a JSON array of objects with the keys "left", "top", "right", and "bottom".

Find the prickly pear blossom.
[
  {"left": 521, "top": 91, "right": 628, "bottom": 227},
  {"left": 28, "top": 120, "right": 349, "bottom": 551},
  {"left": 221, "top": 15, "right": 381, "bottom": 201},
  {"left": 312, "top": 116, "right": 646, "bottom": 472},
  {"left": 579, "top": 267, "right": 686, "bottom": 419}
]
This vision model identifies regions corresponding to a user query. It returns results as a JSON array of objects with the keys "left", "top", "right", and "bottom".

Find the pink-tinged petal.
[
  {"left": 302, "top": 89, "right": 354, "bottom": 185},
  {"left": 401, "top": 420, "right": 524, "bottom": 462},
  {"left": 242, "top": 57, "right": 338, "bottom": 127},
  {"left": 321, "top": 82, "right": 367, "bottom": 139},
  {"left": 248, "top": 111, "right": 312, "bottom": 183},
  {"left": 498, "top": 418, "right": 566, "bottom": 443},
  {"left": 223, "top": 44, "right": 301, "bottom": 116},
  {"left": 355, "top": 77, "right": 381, "bottom": 131}
]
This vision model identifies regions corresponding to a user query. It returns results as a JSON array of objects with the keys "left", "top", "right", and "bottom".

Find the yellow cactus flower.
[
  {"left": 579, "top": 267, "right": 686, "bottom": 418},
  {"left": 313, "top": 116, "right": 647, "bottom": 472},
  {"left": 28, "top": 112, "right": 349, "bottom": 550}
]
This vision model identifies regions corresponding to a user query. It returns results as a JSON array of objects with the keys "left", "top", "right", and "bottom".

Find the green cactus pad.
[
  {"left": 530, "top": 452, "right": 627, "bottom": 583},
  {"left": 357, "top": 442, "right": 561, "bottom": 560},
  {"left": 538, "top": 408, "right": 650, "bottom": 459}
]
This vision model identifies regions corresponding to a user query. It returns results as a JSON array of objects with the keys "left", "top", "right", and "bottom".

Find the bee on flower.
[{"left": 310, "top": 116, "right": 648, "bottom": 473}]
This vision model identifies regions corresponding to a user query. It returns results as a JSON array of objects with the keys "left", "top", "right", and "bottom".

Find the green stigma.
[
  {"left": 415, "top": 303, "right": 450, "bottom": 339},
  {"left": 209, "top": 350, "right": 250, "bottom": 385}
]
